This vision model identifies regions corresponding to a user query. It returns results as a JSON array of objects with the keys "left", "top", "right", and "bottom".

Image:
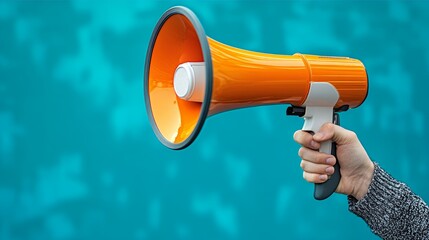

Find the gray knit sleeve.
[{"left": 348, "top": 163, "right": 429, "bottom": 239}]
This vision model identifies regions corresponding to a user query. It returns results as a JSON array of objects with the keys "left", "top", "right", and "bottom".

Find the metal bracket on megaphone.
[{"left": 287, "top": 82, "right": 347, "bottom": 200}]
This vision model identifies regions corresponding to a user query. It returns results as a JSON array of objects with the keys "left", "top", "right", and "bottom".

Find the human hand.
[{"left": 293, "top": 123, "right": 374, "bottom": 200}]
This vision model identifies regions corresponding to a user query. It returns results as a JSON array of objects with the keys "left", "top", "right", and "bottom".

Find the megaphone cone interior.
[
  {"left": 145, "top": 7, "right": 213, "bottom": 149},
  {"left": 144, "top": 6, "right": 368, "bottom": 149}
]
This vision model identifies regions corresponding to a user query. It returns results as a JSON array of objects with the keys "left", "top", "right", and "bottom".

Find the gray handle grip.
[
  {"left": 314, "top": 140, "right": 340, "bottom": 200},
  {"left": 314, "top": 113, "right": 340, "bottom": 200}
]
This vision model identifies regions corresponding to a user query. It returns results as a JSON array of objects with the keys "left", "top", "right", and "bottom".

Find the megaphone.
[{"left": 144, "top": 6, "right": 368, "bottom": 200}]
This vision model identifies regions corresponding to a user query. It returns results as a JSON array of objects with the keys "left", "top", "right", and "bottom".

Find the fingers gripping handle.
[
  {"left": 288, "top": 82, "right": 341, "bottom": 200},
  {"left": 314, "top": 134, "right": 340, "bottom": 200},
  {"left": 302, "top": 107, "right": 341, "bottom": 200}
]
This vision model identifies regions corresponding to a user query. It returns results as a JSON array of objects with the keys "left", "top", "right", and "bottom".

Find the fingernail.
[
  {"left": 319, "top": 175, "right": 328, "bottom": 181},
  {"left": 326, "top": 157, "right": 335, "bottom": 165},
  {"left": 325, "top": 166, "right": 334, "bottom": 174}
]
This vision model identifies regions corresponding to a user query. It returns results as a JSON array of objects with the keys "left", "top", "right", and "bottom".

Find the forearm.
[{"left": 348, "top": 163, "right": 429, "bottom": 239}]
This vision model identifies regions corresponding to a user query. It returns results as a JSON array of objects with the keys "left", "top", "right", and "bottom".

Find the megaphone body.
[{"left": 144, "top": 7, "right": 368, "bottom": 200}]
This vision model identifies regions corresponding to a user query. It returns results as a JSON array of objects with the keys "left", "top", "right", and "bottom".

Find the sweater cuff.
[{"left": 348, "top": 163, "right": 408, "bottom": 235}]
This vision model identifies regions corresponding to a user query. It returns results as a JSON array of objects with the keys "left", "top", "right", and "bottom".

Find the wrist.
[{"left": 351, "top": 161, "right": 375, "bottom": 200}]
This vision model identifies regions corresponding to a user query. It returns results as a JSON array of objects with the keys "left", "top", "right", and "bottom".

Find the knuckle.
[
  {"left": 348, "top": 131, "right": 357, "bottom": 140},
  {"left": 303, "top": 172, "right": 311, "bottom": 182},
  {"left": 300, "top": 160, "right": 305, "bottom": 170},
  {"left": 294, "top": 130, "right": 312, "bottom": 145},
  {"left": 293, "top": 130, "right": 301, "bottom": 141},
  {"left": 303, "top": 172, "right": 315, "bottom": 183},
  {"left": 298, "top": 147, "right": 305, "bottom": 158}
]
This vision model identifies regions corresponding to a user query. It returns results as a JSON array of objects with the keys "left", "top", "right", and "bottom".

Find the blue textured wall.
[{"left": 1, "top": 1, "right": 428, "bottom": 239}]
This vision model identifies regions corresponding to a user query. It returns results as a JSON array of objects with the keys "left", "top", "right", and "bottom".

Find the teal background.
[{"left": 1, "top": 0, "right": 428, "bottom": 239}]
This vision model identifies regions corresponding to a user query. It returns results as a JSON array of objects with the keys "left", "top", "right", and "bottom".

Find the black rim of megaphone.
[{"left": 144, "top": 6, "right": 213, "bottom": 150}]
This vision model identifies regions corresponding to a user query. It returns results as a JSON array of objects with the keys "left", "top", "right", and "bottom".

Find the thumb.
[{"left": 313, "top": 123, "right": 355, "bottom": 145}]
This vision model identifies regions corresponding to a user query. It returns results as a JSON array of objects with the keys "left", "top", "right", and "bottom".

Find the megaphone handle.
[{"left": 313, "top": 113, "right": 340, "bottom": 200}]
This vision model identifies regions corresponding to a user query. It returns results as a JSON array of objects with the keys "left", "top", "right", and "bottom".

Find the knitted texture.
[{"left": 348, "top": 163, "right": 429, "bottom": 239}]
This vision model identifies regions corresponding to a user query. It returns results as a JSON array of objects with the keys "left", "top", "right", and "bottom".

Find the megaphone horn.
[{"left": 144, "top": 6, "right": 368, "bottom": 200}]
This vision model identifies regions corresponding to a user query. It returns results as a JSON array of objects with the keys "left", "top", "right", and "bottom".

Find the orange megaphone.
[{"left": 144, "top": 6, "right": 368, "bottom": 200}]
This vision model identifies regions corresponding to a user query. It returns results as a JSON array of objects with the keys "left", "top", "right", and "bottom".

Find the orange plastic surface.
[
  {"left": 147, "top": 12, "right": 368, "bottom": 147},
  {"left": 148, "top": 14, "right": 203, "bottom": 144},
  {"left": 297, "top": 54, "right": 368, "bottom": 108},
  {"left": 208, "top": 38, "right": 310, "bottom": 115},
  {"left": 207, "top": 39, "right": 368, "bottom": 115}
]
